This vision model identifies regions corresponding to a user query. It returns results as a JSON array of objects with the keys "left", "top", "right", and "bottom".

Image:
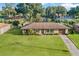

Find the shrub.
[
  {"left": 27, "top": 29, "right": 36, "bottom": 34},
  {"left": 54, "top": 32, "right": 59, "bottom": 35},
  {"left": 47, "top": 18, "right": 52, "bottom": 22},
  {"left": 12, "top": 20, "right": 19, "bottom": 28},
  {"left": 7, "top": 20, "right": 12, "bottom": 24},
  {"left": 69, "top": 29, "right": 75, "bottom": 34}
]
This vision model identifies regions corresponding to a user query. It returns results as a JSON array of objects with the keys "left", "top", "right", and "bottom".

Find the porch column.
[
  {"left": 44, "top": 30, "right": 46, "bottom": 34},
  {"left": 22, "top": 29, "right": 26, "bottom": 34},
  {"left": 39, "top": 30, "right": 42, "bottom": 35},
  {"left": 65, "top": 29, "right": 68, "bottom": 34}
]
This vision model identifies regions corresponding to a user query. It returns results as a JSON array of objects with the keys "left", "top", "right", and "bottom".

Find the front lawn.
[
  {"left": 0, "top": 29, "right": 70, "bottom": 56},
  {"left": 68, "top": 34, "right": 79, "bottom": 49}
]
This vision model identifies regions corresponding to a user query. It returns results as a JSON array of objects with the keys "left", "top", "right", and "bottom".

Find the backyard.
[
  {"left": 0, "top": 29, "right": 71, "bottom": 56},
  {"left": 68, "top": 34, "right": 79, "bottom": 49}
]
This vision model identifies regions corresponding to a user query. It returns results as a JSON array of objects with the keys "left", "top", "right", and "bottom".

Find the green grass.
[
  {"left": 68, "top": 34, "right": 79, "bottom": 49},
  {"left": 0, "top": 29, "right": 70, "bottom": 56}
]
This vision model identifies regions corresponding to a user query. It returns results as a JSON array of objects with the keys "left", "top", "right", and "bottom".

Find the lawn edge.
[{"left": 67, "top": 35, "right": 79, "bottom": 49}]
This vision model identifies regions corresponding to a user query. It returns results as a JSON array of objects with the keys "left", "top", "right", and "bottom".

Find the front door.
[
  {"left": 59, "top": 29, "right": 65, "bottom": 34},
  {"left": 41, "top": 30, "right": 44, "bottom": 34}
]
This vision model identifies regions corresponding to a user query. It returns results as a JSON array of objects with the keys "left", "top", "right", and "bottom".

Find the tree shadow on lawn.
[
  {"left": 24, "top": 45, "right": 69, "bottom": 53},
  {"left": 9, "top": 41, "right": 69, "bottom": 53},
  {"left": 7, "top": 29, "right": 70, "bottom": 53}
]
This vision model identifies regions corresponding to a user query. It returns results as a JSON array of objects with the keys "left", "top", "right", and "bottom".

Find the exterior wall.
[
  {"left": 0, "top": 24, "right": 11, "bottom": 35},
  {"left": 22, "top": 29, "right": 68, "bottom": 35},
  {"left": 53, "top": 30, "right": 59, "bottom": 34},
  {"left": 43, "top": 29, "right": 54, "bottom": 34},
  {"left": 22, "top": 29, "right": 26, "bottom": 34},
  {"left": 34, "top": 29, "right": 41, "bottom": 34},
  {"left": 39, "top": 30, "right": 42, "bottom": 34},
  {"left": 35, "top": 29, "right": 59, "bottom": 34}
]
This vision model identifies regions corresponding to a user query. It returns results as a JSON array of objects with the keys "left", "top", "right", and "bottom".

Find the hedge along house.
[
  {"left": 0, "top": 23, "right": 11, "bottom": 35},
  {"left": 21, "top": 22, "right": 69, "bottom": 35}
]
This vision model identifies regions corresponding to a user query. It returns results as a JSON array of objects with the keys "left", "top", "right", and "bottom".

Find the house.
[
  {"left": 0, "top": 23, "right": 11, "bottom": 35},
  {"left": 21, "top": 22, "right": 69, "bottom": 35},
  {"left": 73, "top": 24, "right": 79, "bottom": 32}
]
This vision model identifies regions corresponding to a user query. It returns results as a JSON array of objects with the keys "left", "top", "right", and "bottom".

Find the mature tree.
[
  {"left": 41, "top": 8, "right": 46, "bottom": 17},
  {"left": 75, "top": 6, "right": 79, "bottom": 18},
  {"left": 56, "top": 6, "right": 67, "bottom": 16},
  {"left": 2, "top": 3, "right": 16, "bottom": 17},
  {"left": 68, "top": 6, "right": 79, "bottom": 19},
  {"left": 46, "top": 6, "right": 67, "bottom": 21},
  {"left": 68, "top": 7, "right": 76, "bottom": 18},
  {"left": 15, "top": 3, "right": 29, "bottom": 19},
  {"left": 15, "top": 3, "right": 43, "bottom": 22},
  {"left": 12, "top": 20, "right": 19, "bottom": 27},
  {"left": 46, "top": 7, "right": 56, "bottom": 20}
]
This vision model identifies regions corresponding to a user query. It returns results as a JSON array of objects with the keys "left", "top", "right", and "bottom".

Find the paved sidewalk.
[{"left": 60, "top": 35, "right": 79, "bottom": 56}]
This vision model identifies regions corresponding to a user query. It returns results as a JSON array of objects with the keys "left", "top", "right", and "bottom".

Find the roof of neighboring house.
[
  {"left": 21, "top": 22, "right": 68, "bottom": 30},
  {"left": 0, "top": 23, "right": 10, "bottom": 28},
  {"left": 23, "top": 22, "right": 31, "bottom": 26}
]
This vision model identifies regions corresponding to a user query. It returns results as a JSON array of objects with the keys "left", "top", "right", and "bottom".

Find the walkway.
[{"left": 60, "top": 35, "right": 79, "bottom": 56}]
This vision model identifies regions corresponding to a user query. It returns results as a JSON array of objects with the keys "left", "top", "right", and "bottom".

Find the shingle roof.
[{"left": 21, "top": 22, "right": 68, "bottom": 30}]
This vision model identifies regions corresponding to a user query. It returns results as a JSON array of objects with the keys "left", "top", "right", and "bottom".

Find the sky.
[
  {"left": 0, "top": 3, "right": 5, "bottom": 10},
  {"left": 42, "top": 3, "right": 79, "bottom": 10},
  {"left": 0, "top": 3, "right": 79, "bottom": 10},
  {"left": 0, "top": 3, "right": 16, "bottom": 10}
]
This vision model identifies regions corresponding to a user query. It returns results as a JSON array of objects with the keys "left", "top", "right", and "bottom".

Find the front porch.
[{"left": 22, "top": 29, "right": 68, "bottom": 35}]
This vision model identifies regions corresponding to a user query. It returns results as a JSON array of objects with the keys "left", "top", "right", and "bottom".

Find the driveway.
[{"left": 60, "top": 35, "right": 79, "bottom": 56}]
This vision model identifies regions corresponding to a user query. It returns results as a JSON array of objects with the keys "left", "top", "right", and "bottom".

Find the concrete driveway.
[{"left": 60, "top": 35, "right": 79, "bottom": 56}]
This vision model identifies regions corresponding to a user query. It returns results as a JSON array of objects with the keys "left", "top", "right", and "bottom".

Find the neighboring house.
[
  {"left": 74, "top": 24, "right": 79, "bottom": 32},
  {"left": 5, "top": 15, "right": 23, "bottom": 19},
  {"left": 0, "top": 23, "right": 11, "bottom": 35},
  {"left": 21, "top": 22, "right": 69, "bottom": 35},
  {"left": 23, "top": 22, "right": 31, "bottom": 26}
]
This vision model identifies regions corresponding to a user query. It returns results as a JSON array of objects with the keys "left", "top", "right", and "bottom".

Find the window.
[
  {"left": 50, "top": 29, "right": 53, "bottom": 32},
  {"left": 47, "top": 29, "right": 49, "bottom": 32},
  {"left": 35, "top": 29, "right": 39, "bottom": 32},
  {"left": 46, "top": 29, "right": 53, "bottom": 32}
]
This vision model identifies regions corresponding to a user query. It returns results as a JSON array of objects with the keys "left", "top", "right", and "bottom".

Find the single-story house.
[
  {"left": 21, "top": 22, "right": 69, "bottom": 35},
  {"left": 0, "top": 23, "right": 11, "bottom": 35},
  {"left": 73, "top": 24, "right": 79, "bottom": 32}
]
